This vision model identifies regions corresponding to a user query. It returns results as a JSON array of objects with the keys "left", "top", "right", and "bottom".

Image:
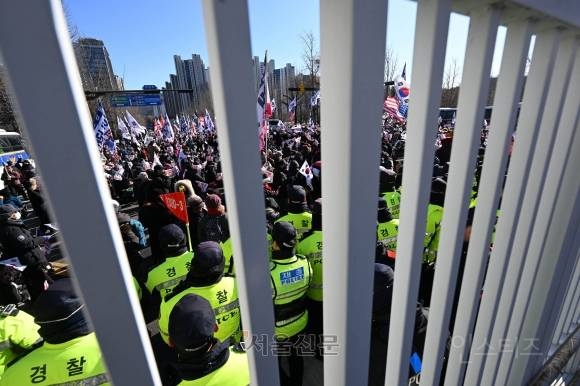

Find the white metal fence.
[{"left": 0, "top": 0, "right": 579, "bottom": 385}]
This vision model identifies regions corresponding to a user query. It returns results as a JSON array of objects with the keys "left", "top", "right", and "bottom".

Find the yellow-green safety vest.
[
  {"left": 177, "top": 348, "right": 250, "bottom": 385},
  {"left": 276, "top": 212, "right": 312, "bottom": 240},
  {"left": 296, "top": 231, "right": 323, "bottom": 302},
  {"left": 159, "top": 277, "right": 240, "bottom": 345},
  {"left": 270, "top": 255, "right": 312, "bottom": 338},
  {"left": 0, "top": 306, "right": 40, "bottom": 377},
  {"left": 145, "top": 251, "right": 193, "bottom": 296},
  {"left": 423, "top": 204, "right": 444, "bottom": 263},
  {"left": 467, "top": 198, "right": 500, "bottom": 244},
  {"left": 381, "top": 191, "right": 401, "bottom": 218},
  {"left": 377, "top": 219, "right": 399, "bottom": 251},
  {"left": 0, "top": 332, "right": 110, "bottom": 386},
  {"left": 220, "top": 238, "right": 235, "bottom": 275}
]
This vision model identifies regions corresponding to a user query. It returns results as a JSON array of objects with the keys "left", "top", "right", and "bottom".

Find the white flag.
[
  {"left": 117, "top": 116, "right": 131, "bottom": 140},
  {"left": 153, "top": 153, "right": 162, "bottom": 168},
  {"left": 162, "top": 113, "right": 175, "bottom": 142},
  {"left": 92, "top": 102, "right": 112, "bottom": 150},
  {"left": 125, "top": 111, "right": 146, "bottom": 136}
]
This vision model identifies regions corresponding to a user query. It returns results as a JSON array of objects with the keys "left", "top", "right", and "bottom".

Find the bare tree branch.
[
  {"left": 384, "top": 46, "right": 399, "bottom": 82},
  {"left": 301, "top": 31, "right": 320, "bottom": 87}
]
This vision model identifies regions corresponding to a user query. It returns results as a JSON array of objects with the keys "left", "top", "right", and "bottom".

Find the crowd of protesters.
[{"left": 0, "top": 110, "right": 495, "bottom": 385}]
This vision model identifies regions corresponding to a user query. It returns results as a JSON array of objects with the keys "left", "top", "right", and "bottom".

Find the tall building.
[
  {"left": 73, "top": 38, "right": 118, "bottom": 91},
  {"left": 114, "top": 75, "right": 124, "bottom": 91},
  {"left": 173, "top": 55, "right": 192, "bottom": 113}
]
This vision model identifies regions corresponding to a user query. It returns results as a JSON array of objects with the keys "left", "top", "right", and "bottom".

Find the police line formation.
[{"left": 0, "top": 112, "right": 498, "bottom": 385}]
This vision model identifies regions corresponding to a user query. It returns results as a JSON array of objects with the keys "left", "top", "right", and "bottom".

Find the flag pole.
[{"left": 185, "top": 222, "right": 193, "bottom": 252}]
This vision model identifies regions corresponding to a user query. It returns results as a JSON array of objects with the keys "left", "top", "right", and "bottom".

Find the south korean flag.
[{"left": 299, "top": 161, "right": 314, "bottom": 189}]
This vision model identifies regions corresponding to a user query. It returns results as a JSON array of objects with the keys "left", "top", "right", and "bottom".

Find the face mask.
[{"left": 11, "top": 212, "right": 21, "bottom": 221}]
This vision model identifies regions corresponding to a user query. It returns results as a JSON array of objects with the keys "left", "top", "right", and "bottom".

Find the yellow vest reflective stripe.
[
  {"left": 276, "top": 212, "right": 312, "bottom": 239},
  {"left": 159, "top": 277, "right": 240, "bottom": 345},
  {"left": 177, "top": 348, "right": 250, "bottom": 385},
  {"left": 0, "top": 309, "right": 40, "bottom": 377},
  {"left": 377, "top": 219, "right": 399, "bottom": 251},
  {"left": 296, "top": 231, "right": 323, "bottom": 301},
  {"left": 0, "top": 333, "right": 110, "bottom": 386},
  {"left": 381, "top": 191, "right": 401, "bottom": 218},
  {"left": 270, "top": 256, "right": 312, "bottom": 338},
  {"left": 145, "top": 251, "right": 193, "bottom": 295}
]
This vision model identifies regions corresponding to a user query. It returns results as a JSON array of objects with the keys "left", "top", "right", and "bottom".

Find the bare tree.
[
  {"left": 443, "top": 57, "right": 461, "bottom": 89},
  {"left": 384, "top": 46, "right": 399, "bottom": 82},
  {"left": 442, "top": 58, "right": 461, "bottom": 107},
  {"left": 61, "top": 0, "right": 80, "bottom": 41},
  {"left": 301, "top": 31, "right": 320, "bottom": 87}
]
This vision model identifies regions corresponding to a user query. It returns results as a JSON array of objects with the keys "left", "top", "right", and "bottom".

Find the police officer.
[
  {"left": 0, "top": 304, "right": 41, "bottom": 377},
  {"left": 0, "top": 279, "right": 109, "bottom": 385},
  {"left": 368, "top": 264, "right": 428, "bottom": 386},
  {"left": 423, "top": 177, "right": 446, "bottom": 264},
  {"left": 420, "top": 178, "right": 446, "bottom": 307},
  {"left": 165, "top": 294, "right": 250, "bottom": 385},
  {"left": 379, "top": 164, "right": 401, "bottom": 218},
  {"left": 0, "top": 204, "right": 50, "bottom": 269},
  {"left": 276, "top": 185, "right": 312, "bottom": 239},
  {"left": 376, "top": 197, "right": 399, "bottom": 253},
  {"left": 159, "top": 241, "right": 240, "bottom": 346},
  {"left": 296, "top": 198, "right": 323, "bottom": 352},
  {"left": 270, "top": 221, "right": 312, "bottom": 386},
  {"left": 145, "top": 224, "right": 194, "bottom": 298}
]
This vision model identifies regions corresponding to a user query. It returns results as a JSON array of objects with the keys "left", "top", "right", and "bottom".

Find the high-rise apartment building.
[{"left": 73, "top": 38, "right": 118, "bottom": 91}]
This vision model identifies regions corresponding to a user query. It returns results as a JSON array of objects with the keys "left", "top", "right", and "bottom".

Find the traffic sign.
[{"left": 109, "top": 93, "right": 161, "bottom": 107}]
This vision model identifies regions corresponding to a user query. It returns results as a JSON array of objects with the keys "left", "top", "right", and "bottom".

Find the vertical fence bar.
[
  {"left": 538, "top": 216, "right": 580, "bottom": 349},
  {"left": 445, "top": 24, "right": 559, "bottom": 386},
  {"left": 201, "top": 1, "right": 279, "bottom": 385},
  {"left": 420, "top": 6, "right": 500, "bottom": 386},
  {"left": 551, "top": 249, "right": 580, "bottom": 349},
  {"left": 0, "top": 1, "right": 160, "bottom": 385},
  {"left": 530, "top": 207, "right": 580, "bottom": 377},
  {"left": 463, "top": 19, "right": 533, "bottom": 386},
  {"left": 384, "top": 0, "right": 451, "bottom": 384},
  {"left": 319, "top": 0, "right": 388, "bottom": 384},
  {"left": 503, "top": 41, "right": 580, "bottom": 385}
]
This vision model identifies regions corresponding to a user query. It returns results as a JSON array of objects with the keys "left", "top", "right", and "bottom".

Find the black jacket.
[{"left": 0, "top": 219, "right": 48, "bottom": 267}]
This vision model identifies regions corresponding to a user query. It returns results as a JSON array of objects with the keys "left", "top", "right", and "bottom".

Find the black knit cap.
[
  {"left": 32, "top": 278, "right": 87, "bottom": 339},
  {"left": 189, "top": 241, "right": 224, "bottom": 278},
  {"left": 158, "top": 224, "right": 186, "bottom": 249},
  {"left": 169, "top": 294, "right": 216, "bottom": 352},
  {"left": 288, "top": 185, "right": 306, "bottom": 204},
  {"left": 272, "top": 221, "right": 297, "bottom": 249},
  {"left": 0, "top": 204, "right": 18, "bottom": 220},
  {"left": 378, "top": 197, "right": 388, "bottom": 211}
]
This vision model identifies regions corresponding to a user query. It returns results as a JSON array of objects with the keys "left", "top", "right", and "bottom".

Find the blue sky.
[{"left": 66, "top": 0, "right": 516, "bottom": 90}]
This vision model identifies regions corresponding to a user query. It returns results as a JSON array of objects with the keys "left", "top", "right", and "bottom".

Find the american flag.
[{"left": 384, "top": 97, "right": 405, "bottom": 123}]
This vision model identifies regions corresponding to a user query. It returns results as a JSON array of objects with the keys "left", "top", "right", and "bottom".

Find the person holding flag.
[
  {"left": 205, "top": 109, "right": 215, "bottom": 132},
  {"left": 92, "top": 101, "right": 113, "bottom": 152},
  {"left": 162, "top": 113, "right": 175, "bottom": 142},
  {"left": 288, "top": 97, "right": 297, "bottom": 123},
  {"left": 126, "top": 110, "right": 146, "bottom": 137},
  {"left": 256, "top": 51, "right": 271, "bottom": 151},
  {"left": 117, "top": 116, "right": 132, "bottom": 140},
  {"left": 393, "top": 63, "right": 410, "bottom": 120}
]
